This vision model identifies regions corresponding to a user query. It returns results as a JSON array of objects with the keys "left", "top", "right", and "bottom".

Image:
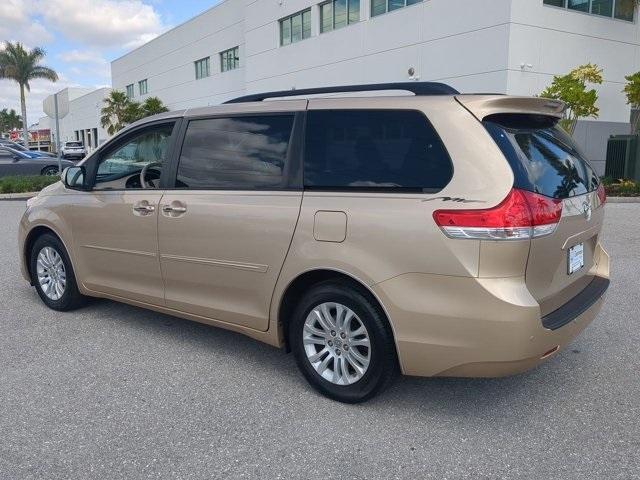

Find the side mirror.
[
  {"left": 63, "top": 166, "right": 88, "bottom": 190},
  {"left": 12, "top": 154, "right": 21, "bottom": 162}
]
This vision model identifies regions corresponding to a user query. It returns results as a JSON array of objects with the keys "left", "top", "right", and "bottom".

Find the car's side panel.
[
  {"left": 270, "top": 96, "right": 518, "bottom": 338},
  {"left": 70, "top": 190, "right": 166, "bottom": 305},
  {"left": 158, "top": 190, "right": 303, "bottom": 331}
]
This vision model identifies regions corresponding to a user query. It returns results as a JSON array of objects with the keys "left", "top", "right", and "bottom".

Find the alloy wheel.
[
  {"left": 36, "top": 246, "right": 67, "bottom": 300},
  {"left": 302, "top": 302, "right": 371, "bottom": 385}
]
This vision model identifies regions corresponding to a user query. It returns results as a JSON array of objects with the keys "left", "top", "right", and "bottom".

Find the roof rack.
[{"left": 224, "top": 82, "right": 460, "bottom": 104}]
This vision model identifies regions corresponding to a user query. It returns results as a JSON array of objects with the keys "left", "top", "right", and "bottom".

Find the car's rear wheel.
[
  {"left": 289, "top": 281, "right": 398, "bottom": 403},
  {"left": 41, "top": 166, "right": 59, "bottom": 176},
  {"left": 30, "top": 233, "right": 86, "bottom": 311}
]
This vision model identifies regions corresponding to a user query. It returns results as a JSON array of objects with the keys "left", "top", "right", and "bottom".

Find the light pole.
[{"left": 53, "top": 92, "right": 62, "bottom": 176}]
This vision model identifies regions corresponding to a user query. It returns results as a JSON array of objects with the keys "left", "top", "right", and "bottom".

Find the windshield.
[
  {"left": 485, "top": 116, "right": 599, "bottom": 199},
  {"left": 2, "top": 142, "right": 26, "bottom": 151}
]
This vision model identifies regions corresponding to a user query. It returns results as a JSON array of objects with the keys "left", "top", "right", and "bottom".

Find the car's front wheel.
[
  {"left": 41, "top": 166, "right": 59, "bottom": 176},
  {"left": 289, "top": 281, "right": 398, "bottom": 403},
  {"left": 30, "top": 233, "right": 86, "bottom": 311}
]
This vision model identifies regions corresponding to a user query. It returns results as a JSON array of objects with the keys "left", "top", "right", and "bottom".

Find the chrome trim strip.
[
  {"left": 160, "top": 254, "right": 268, "bottom": 273},
  {"left": 562, "top": 192, "right": 596, "bottom": 218},
  {"left": 82, "top": 244, "right": 157, "bottom": 258}
]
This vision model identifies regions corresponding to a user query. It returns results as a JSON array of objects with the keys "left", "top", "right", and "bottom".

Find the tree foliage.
[
  {"left": 100, "top": 90, "right": 130, "bottom": 136},
  {"left": 101, "top": 92, "right": 169, "bottom": 135},
  {"left": 0, "top": 41, "right": 58, "bottom": 144},
  {"left": 540, "top": 63, "right": 603, "bottom": 135},
  {"left": 0, "top": 108, "right": 22, "bottom": 133},
  {"left": 623, "top": 71, "right": 640, "bottom": 133}
]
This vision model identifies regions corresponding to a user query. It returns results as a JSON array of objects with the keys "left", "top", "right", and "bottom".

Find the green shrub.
[
  {"left": 603, "top": 178, "right": 640, "bottom": 197},
  {"left": 0, "top": 175, "right": 60, "bottom": 194}
]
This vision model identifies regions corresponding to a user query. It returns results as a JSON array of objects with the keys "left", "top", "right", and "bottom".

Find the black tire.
[
  {"left": 289, "top": 280, "right": 398, "bottom": 403},
  {"left": 41, "top": 166, "right": 59, "bottom": 176},
  {"left": 29, "top": 233, "right": 87, "bottom": 311}
]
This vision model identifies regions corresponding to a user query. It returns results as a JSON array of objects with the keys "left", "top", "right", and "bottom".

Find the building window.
[
  {"left": 371, "top": 0, "right": 421, "bottom": 17},
  {"left": 138, "top": 79, "right": 148, "bottom": 95},
  {"left": 321, "top": 0, "right": 360, "bottom": 32},
  {"left": 543, "top": 0, "right": 634, "bottom": 21},
  {"left": 280, "top": 9, "right": 312, "bottom": 45},
  {"left": 195, "top": 57, "right": 210, "bottom": 79},
  {"left": 220, "top": 47, "right": 240, "bottom": 72},
  {"left": 614, "top": 0, "right": 635, "bottom": 20},
  {"left": 126, "top": 84, "right": 134, "bottom": 98}
]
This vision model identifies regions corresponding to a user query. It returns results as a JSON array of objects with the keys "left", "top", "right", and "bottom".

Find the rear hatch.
[{"left": 458, "top": 95, "right": 606, "bottom": 317}]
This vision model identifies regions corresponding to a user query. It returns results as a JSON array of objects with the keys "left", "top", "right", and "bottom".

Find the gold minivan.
[{"left": 19, "top": 83, "right": 610, "bottom": 403}]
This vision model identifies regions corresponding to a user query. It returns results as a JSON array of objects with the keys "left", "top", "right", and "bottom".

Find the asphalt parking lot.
[{"left": 0, "top": 201, "right": 638, "bottom": 480}]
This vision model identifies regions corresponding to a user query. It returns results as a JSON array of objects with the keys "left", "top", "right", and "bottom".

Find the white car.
[{"left": 61, "top": 141, "right": 86, "bottom": 160}]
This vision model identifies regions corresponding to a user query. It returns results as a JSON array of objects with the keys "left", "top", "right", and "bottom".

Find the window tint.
[
  {"left": 485, "top": 117, "right": 599, "bottom": 199},
  {"left": 304, "top": 110, "right": 452, "bottom": 191},
  {"left": 176, "top": 115, "right": 295, "bottom": 189},
  {"left": 95, "top": 124, "right": 174, "bottom": 189}
]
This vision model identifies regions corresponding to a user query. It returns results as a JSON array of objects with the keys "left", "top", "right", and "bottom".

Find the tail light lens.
[
  {"left": 433, "top": 188, "right": 563, "bottom": 240},
  {"left": 596, "top": 183, "right": 606, "bottom": 206}
]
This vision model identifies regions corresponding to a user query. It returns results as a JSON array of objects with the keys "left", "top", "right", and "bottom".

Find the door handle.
[
  {"left": 133, "top": 203, "right": 155, "bottom": 214},
  {"left": 162, "top": 205, "right": 187, "bottom": 213}
]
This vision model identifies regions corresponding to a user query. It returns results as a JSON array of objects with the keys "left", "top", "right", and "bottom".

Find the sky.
[{"left": 0, "top": 0, "right": 216, "bottom": 128}]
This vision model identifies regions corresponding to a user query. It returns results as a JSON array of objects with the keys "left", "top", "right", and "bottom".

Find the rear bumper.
[{"left": 372, "top": 244, "right": 610, "bottom": 378}]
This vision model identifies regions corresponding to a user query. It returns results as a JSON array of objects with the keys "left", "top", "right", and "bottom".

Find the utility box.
[{"left": 605, "top": 135, "right": 640, "bottom": 180}]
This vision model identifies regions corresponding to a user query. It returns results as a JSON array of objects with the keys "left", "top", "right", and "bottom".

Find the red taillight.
[
  {"left": 433, "top": 188, "right": 563, "bottom": 240},
  {"left": 596, "top": 183, "right": 606, "bottom": 206}
]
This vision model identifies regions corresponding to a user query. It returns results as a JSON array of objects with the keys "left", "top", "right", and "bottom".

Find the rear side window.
[
  {"left": 176, "top": 115, "right": 295, "bottom": 189},
  {"left": 485, "top": 115, "right": 599, "bottom": 199},
  {"left": 304, "top": 110, "right": 453, "bottom": 192}
]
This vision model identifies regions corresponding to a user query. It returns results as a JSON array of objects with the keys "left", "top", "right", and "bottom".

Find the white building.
[
  {"left": 110, "top": 0, "right": 637, "bottom": 174},
  {"left": 42, "top": 87, "right": 112, "bottom": 153}
]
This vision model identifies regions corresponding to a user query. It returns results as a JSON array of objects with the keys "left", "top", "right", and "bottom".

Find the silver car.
[{"left": 0, "top": 146, "right": 74, "bottom": 176}]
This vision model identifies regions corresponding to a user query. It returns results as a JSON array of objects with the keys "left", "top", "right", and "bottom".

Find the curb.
[
  {"left": 0, "top": 192, "right": 38, "bottom": 201},
  {"left": 607, "top": 197, "right": 640, "bottom": 203}
]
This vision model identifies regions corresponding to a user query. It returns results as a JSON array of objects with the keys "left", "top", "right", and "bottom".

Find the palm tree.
[
  {"left": 140, "top": 97, "right": 169, "bottom": 117},
  {"left": 0, "top": 108, "right": 22, "bottom": 134},
  {"left": 0, "top": 42, "right": 58, "bottom": 145},
  {"left": 100, "top": 90, "right": 130, "bottom": 136}
]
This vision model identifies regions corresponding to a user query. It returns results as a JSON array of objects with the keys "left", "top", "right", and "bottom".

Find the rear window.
[
  {"left": 485, "top": 115, "right": 599, "bottom": 199},
  {"left": 66, "top": 142, "right": 83, "bottom": 147},
  {"left": 304, "top": 110, "right": 453, "bottom": 192}
]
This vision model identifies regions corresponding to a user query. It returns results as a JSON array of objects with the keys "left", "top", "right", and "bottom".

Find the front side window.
[
  {"left": 304, "top": 110, "right": 453, "bottom": 192},
  {"left": 371, "top": 0, "right": 422, "bottom": 17},
  {"left": 125, "top": 84, "right": 134, "bottom": 99},
  {"left": 138, "top": 79, "right": 148, "bottom": 95},
  {"left": 321, "top": 0, "right": 359, "bottom": 33},
  {"left": 280, "top": 9, "right": 312, "bottom": 45},
  {"left": 195, "top": 57, "right": 210, "bottom": 79},
  {"left": 176, "top": 115, "right": 295, "bottom": 189},
  {"left": 220, "top": 47, "right": 240, "bottom": 72},
  {"left": 95, "top": 124, "right": 174, "bottom": 189}
]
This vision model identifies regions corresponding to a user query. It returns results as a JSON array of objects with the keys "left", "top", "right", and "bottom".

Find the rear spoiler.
[{"left": 455, "top": 95, "right": 566, "bottom": 121}]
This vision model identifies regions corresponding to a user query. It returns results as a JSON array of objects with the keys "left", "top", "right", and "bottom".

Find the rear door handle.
[{"left": 162, "top": 205, "right": 187, "bottom": 213}]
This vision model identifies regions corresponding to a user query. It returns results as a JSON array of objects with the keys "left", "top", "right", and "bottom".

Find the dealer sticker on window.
[{"left": 568, "top": 243, "right": 584, "bottom": 275}]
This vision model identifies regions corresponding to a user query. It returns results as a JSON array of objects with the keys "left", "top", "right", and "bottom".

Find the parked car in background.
[
  {"left": 0, "top": 146, "right": 74, "bottom": 176},
  {"left": 61, "top": 141, "right": 85, "bottom": 160},
  {"left": 0, "top": 139, "right": 55, "bottom": 157}
]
